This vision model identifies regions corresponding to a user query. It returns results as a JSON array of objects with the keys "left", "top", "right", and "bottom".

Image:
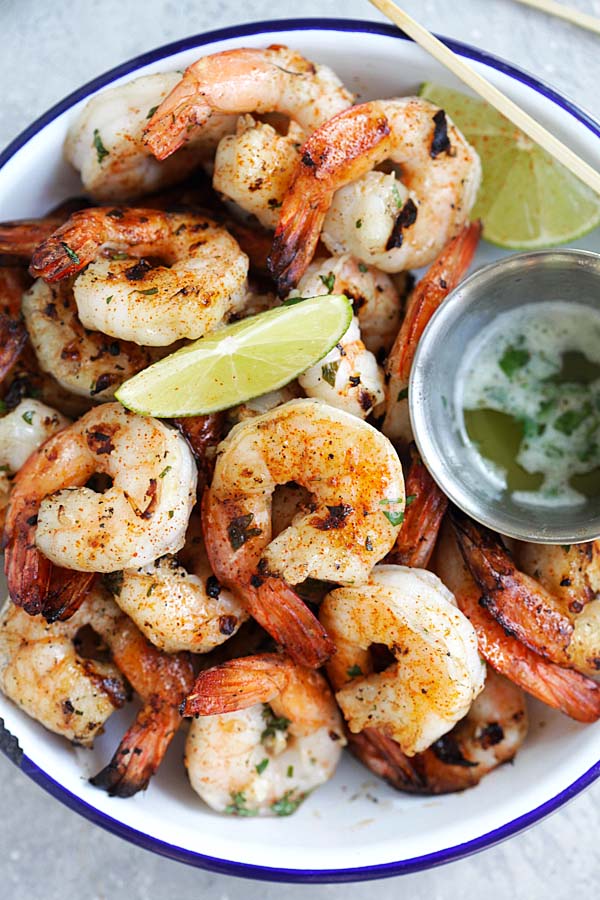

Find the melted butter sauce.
[{"left": 458, "top": 301, "right": 600, "bottom": 507}]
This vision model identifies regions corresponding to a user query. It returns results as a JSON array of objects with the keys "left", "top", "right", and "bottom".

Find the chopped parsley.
[
  {"left": 405, "top": 494, "right": 417, "bottom": 506},
  {"left": 261, "top": 705, "right": 290, "bottom": 743},
  {"left": 281, "top": 295, "right": 305, "bottom": 306},
  {"left": 358, "top": 262, "right": 368, "bottom": 273},
  {"left": 159, "top": 465, "right": 172, "bottom": 478},
  {"left": 106, "top": 295, "right": 113, "bottom": 305},
  {"left": 21, "top": 410, "right": 35, "bottom": 425},
  {"left": 347, "top": 664, "right": 363, "bottom": 678},
  {"left": 397, "top": 387, "right": 409, "bottom": 402},
  {"left": 92, "top": 128, "right": 109, "bottom": 164},
  {"left": 379, "top": 498, "right": 405, "bottom": 527},
  {"left": 355, "top": 219, "right": 363, "bottom": 229},
  {"left": 287, "top": 765, "right": 294, "bottom": 778},
  {"left": 554, "top": 404, "right": 591, "bottom": 436},
  {"left": 146, "top": 582, "right": 157, "bottom": 597},
  {"left": 391, "top": 182, "right": 403, "bottom": 208},
  {"left": 321, "top": 360, "right": 340, "bottom": 387},
  {"left": 146, "top": 105, "right": 159, "bottom": 119},
  {"left": 135, "top": 287, "right": 159, "bottom": 296},
  {"left": 319, "top": 272, "right": 335, "bottom": 294}
]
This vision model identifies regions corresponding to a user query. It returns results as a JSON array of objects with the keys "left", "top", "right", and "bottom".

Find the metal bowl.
[{"left": 409, "top": 249, "right": 600, "bottom": 544}]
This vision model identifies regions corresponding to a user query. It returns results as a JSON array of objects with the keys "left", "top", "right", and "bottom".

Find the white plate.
[{"left": 1, "top": 17, "right": 600, "bottom": 884}]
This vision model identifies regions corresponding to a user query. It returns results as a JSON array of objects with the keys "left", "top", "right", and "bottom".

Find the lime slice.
[
  {"left": 115, "top": 294, "right": 353, "bottom": 416},
  {"left": 420, "top": 82, "right": 600, "bottom": 249}
]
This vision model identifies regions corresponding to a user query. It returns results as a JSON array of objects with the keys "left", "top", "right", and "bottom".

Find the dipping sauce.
[{"left": 459, "top": 301, "right": 600, "bottom": 507}]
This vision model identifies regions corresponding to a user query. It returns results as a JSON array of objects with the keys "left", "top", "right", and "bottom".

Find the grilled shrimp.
[
  {"left": 182, "top": 653, "right": 344, "bottom": 816},
  {"left": 385, "top": 447, "right": 448, "bottom": 568},
  {"left": 213, "top": 115, "right": 306, "bottom": 230},
  {"left": 0, "top": 268, "right": 28, "bottom": 384},
  {"left": 320, "top": 565, "right": 485, "bottom": 756},
  {"left": 203, "top": 398, "right": 405, "bottom": 667},
  {"left": 22, "top": 278, "right": 154, "bottom": 400},
  {"left": 348, "top": 669, "right": 527, "bottom": 794},
  {"left": 144, "top": 46, "right": 353, "bottom": 161},
  {"left": 451, "top": 509, "right": 600, "bottom": 677},
  {"left": 383, "top": 222, "right": 481, "bottom": 445},
  {"left": 269, "top": 99, "right": 481, "bottom": 293},
  {"left": 65, "top": 72, "right": 236, "bottom": 201},
  {"left": 0, "top": 594, "right": 127, "bottom": 746},
  {"left": 4, "top": 403, "right": 196, "bottom": 615},
  {"left": 112, "top": 513, "right": 247, "bottom": 654},
  {"left": 290, "top": 255, "right": 403, "bottom": 419},
  {"left": 432, "top": 521, "right": 600, "bottom": 723},
  {"left": 29, "top": 208, "right": 249, "bottom": 346}
]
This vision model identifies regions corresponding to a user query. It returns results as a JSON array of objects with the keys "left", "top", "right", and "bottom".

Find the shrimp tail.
[
  {"left": 385, "top": 447, "right": 448, "bottom": 567},
  {"left": 450, "top": 507, "right": 573, "bottom": 664},
  {"left": 90, "top": 702, "right": 180, "bottom": 797},
  {"left": 346, "top": 726, "right": 426, "bottom": 791},
  {"left": 0, "top": 315, "right": 27, "bottom": 382},
  {"left": 268, "top": 104, "right": 391, "bottom": 294},
  {"left": 42, "top": 569, "right": 96, "bottom": 623},
  {"left": 4, "top": 506, "right": 53, "bottom": 616},
  {"left": 29, "top": 210, "right": 104, "bottom": 281},
  {"left": 144, "top": 77, "right": 208, "bottom": 161},
  {"left": 182, "top": 653, "right": 287, "bottom": 716},
  {"left": 172, "top": 413, "right": 225, "bottom": 494}
]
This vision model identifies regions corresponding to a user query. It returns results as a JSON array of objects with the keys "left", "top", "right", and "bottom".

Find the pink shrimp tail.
[{"left": 182, "top": 653, "right": 288, "bottom": 716}]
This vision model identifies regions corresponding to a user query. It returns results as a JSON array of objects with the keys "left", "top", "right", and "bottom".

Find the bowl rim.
[
  {"left": 410, "top": 247, "right": 600, "bottom": 544},
  {"left": 1, "top": 16, "right": 600, "bottom": 884}
]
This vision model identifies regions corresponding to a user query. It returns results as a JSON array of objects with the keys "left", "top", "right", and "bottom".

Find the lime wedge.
[
  {"left": 420, "top": 82, "right": 600, "bottom": 249},
  {"left": 115, "top": 294, "right": 353, "bottom": 416}
]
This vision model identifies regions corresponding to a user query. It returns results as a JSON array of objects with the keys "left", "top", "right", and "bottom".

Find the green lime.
[
  {"left": 420, "top": 82, "right": 600, "bottom": 249},
  {"left": 115, "top": 294, "right": 353, "bottom": 417}
]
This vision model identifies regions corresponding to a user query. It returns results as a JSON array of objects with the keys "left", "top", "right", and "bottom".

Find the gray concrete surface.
[{"left": 1, "top": 0, "right": 600, "bottom": 896}]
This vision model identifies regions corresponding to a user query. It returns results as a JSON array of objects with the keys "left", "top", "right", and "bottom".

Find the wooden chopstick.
[
  {"left": 368, "top": 0, "right": 600, "bottom": 196},
  {"left": 511, "top": 0, "right": 600, "bottom": 36}
]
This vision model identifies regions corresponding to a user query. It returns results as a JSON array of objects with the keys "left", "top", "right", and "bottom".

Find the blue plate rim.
[{"left": 1, "top": 16, "right": 600, "bottom": 884}]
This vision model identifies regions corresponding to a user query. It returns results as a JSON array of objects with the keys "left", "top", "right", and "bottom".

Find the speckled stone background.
[{"left": 1, "top": 0, "right": 600, "bottom": 896}]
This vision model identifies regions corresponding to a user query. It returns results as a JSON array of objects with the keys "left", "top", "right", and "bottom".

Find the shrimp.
[
  {"left": 29, "top": 208, "right": 249, "bottom": 346},
  {"left": 269, "top": 99, "right": 481, "bottom": 293},
  {"left": 203, "top": 398, "right": 405, "bottom": 667},
  {"left": 432, "top": 520, "right": 600, "bottom": 722},
  {"left": 0, "top": 593, "right": 128, "bottom": 747},
  {"left": 0, "top": 269, "right": 28, "bottom": 383},
  {"left": 450, "top": 509, "right": 600, "bottom": 677},
  {"left": 111, "top": 522, "right": 248, "bottom": 654},
  {"left": 22, "top": 278, "right": 154, "bottom": 400},
  {"left": 321, "top": 564, "right": 485, "bottom": 755},
  {"left": 144, "top": 46, "right": 353, "bottom": 161},
  {"left": 4, "top": 403, "right": 196, "bottom": 615},
  {"left": 348, "top": 669, "right": 527, "bottom": 794},
  {"left": 383, "top": 222, "right": 481, "bottom": 445},
  {"left": 65, "top": 72, "right": 236, "bottom": 201},
  {"left": 88, "top": 587, "right": 195, "bottom": 797},
  {"left": 172, "top": 412, "right": 225, "bottom": 494},
  {"left": 213, "top": 115, "right": 306, "bottom": 230},
  {"left": 289, "top": 255, "right": 403, "bottom": 419},
  {"left": 0, "top": 198, "right": 90, "bottom": 259},
  {"left": 182, "top": 653, "right": 345, "bottom": 816},
  {"left": 385, "top": 447, "right": 448, "bottom": 568}
]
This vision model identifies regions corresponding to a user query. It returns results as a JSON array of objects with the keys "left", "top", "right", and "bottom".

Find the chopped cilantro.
[
  {"left": 159, "top": 465, "right": 172, "bottom": 478},
  {"left": 355, "top": 219, "right": 363, "bottom": 229},
  {"left": 261, "top": 705, "right": 290, "bottom": 743},
  {"left": 281, "top": 295, "right": 305, "bottom": 306},
  {"left": 321, "top": 360, "right": 340, "bottom": 387},
  {"left": 224, "top": 791, "right": 257, "bottom": 817},
  {"left": 319, "top": 272, "right": 335, "bottom": 294},
  {"left": 397, "top": 387, "right": 409, "bottom": 402},
  {"left": 347, "top": 664, "right": 363, "bottom": 678},
  {"left": 391, "top": 182, "right": 403, "bottom": 208},
  {"left": 358, "top": 262, "right": 368, "bottom": 273},
  {"left": 92, "top": 129, "right": 109, "bottom": 163},
  {"left": 271, "top": 790, "right": 305, "bottom": 816},
  {"left": 60, "top": 242, "right": 80, "bottom": 265},
  {"left": 106, "top": 295, "right": 113, "bottom": 305},
  {"left": 256, "top": 758, "right": 269, "bottom": 775},
  {"left": 379, "top": 498, "right": 404, "bottom": 527},
  {"left": 135, "top": 287, "right": 159, "bottom": 296},
  {"left": 146, "top": 105, "right": 159, "bottom": 119},
  {"left": 405, "top": 494, "right": 416, "bottom": 506},
  {"left": 287, "top": 765, "right": 294, "bottom": 778},
  {"left": 554, "top": 404, "right": 591, "bottom": 436},
  {"left": 22, "top": 410, "right": 34, "bottom": 425},
  {"left": 499, "top": 345, "right": 530, "bottom": 377}
]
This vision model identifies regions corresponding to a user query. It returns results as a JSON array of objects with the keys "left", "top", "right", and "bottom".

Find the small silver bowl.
[{"left": 409, "top": 249, "right": 600, "bottom": 544}]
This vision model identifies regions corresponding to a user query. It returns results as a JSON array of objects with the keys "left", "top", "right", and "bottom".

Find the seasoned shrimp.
[
  {"left": 88, "top": 586, "right": 195, "bottom": 797},
  {"left": 203, "top": 398, "right": 405, "bottom": 667},
  {"left": 383, "top": 222, "right": 481, "bottom": 444},
  {"left": 348, "top": 669, "right": 527, "bottom": 794},
  {"left": 4, "top": 403, "right": 196, "bottom": 615},
  {"left": 182, "top": 653, "right": 344, "bottom": 816},
  {"left": 432, "top": 521, "right": 600, "bottom": 722},
  {"left": 321, "top": 564, "right": 485, "bottom": 755},
  {"left": 269, "top": 99, "right": 481, "bottom": 293},
  {"left": 385, "top": 447, "right": 448, "bottom": 568},
  {"left": 65, "top": 72, "right": 236, "bottom": 201},
  {"left": 29, "top": 208, "right": 249, "bottom": 346},
  {"left": 0, "top": 594, "right": 127, "bottom": 746},
  {"left": 0, "top": 268, "right": 28, "bottom": 384},
  {"left": 144, "top": 46, "right": 352, "bottom": 161},
  {"left": 113, "top": 521, "right": 247, "bottom": 653},
  {"left": 22, "top": 278, "right": 154, "bottom": 399},
  {"left": 214, "top": 115, "right": 306, "bottom": 230},
  {"left": 450, "top": 509, "right": 600, "bottom": 677}
]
